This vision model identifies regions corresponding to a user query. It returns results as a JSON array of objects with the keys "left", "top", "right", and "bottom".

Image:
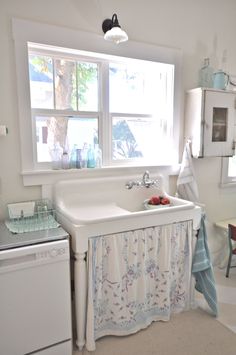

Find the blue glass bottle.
[
  {"left": 87, "top": 145, "right": 95, "bottom": 168},
  {"left": 70, "top": 144, "right": 77, "bottom": 169}
]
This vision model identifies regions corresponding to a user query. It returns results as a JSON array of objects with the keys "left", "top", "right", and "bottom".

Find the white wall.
[{"left": 1, "top": 0, "right": 236, "bottom": 229}]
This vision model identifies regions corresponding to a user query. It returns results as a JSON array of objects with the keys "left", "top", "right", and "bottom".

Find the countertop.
[
  {"left": 0, "top": 223, "right": 69, "bottom": 250},
  {"left": 215, "top": 218, "right": 236, "bottom": 232}
]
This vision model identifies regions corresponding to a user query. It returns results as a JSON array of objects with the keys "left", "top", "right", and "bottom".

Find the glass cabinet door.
[
  {"left": 212, "top": 107, "right": 228, "bottom": 142},
  {"left": 203, "top": 90, "right": 235, "bottom": 157}
]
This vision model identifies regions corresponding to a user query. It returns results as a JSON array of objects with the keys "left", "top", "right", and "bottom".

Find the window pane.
[
  {"left": 212, "top": 107, "right": 227, "bottom": 142},
  {"left": 35, "top": 115, "right": 98, "bottom": 163},
  {"left": 112, "top": 117, "right": 175, "bottom": 163},
  {"left": 29, "top": 55, "right": 53, "bottom": 109},
  {"left": 109, "top": 61, "right": 174, "bottom": 115},
  {"left": 66, "top": 117, "right": 98, "bottom": 150},
  {"left": 228, "top": 156, "right": 236, "bottom": 177},
  {"left": 77, "top": 62, "right": 98, "bottom": 111},
  {"left": 54, "top": 59, "right": 76, "bottom": 110}
]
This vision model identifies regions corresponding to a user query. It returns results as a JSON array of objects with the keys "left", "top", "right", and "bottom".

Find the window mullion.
[
  {"left": 52, "top": 58, "right": 56, "bottom": 109},
  {"left": 76, "top": 62, "right": 78, "bottom": 111},
  {"left": 111, "top": 113, "right": 153, "bottom": 119},
  {"left": 100, "top": 61, "right": 110, "bottom": 166},
  {"left": 31, "top": 108, "right": 99, "bottom": 117},
  {"left": 31, "top": 112, "right": 39, "bottom": 169}
]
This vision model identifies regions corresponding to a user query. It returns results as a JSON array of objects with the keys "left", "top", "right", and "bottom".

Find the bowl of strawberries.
[{"left": 144, "top": 195, "right": 171, "bottom": 210}]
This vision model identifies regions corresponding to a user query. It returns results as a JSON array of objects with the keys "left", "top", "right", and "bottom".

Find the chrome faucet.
[
  {"left": 125, "top": 171, "right": 159, "bottom": 189},
  {"left": 142, "top": 170, "right": 152, "bottom": 187}
]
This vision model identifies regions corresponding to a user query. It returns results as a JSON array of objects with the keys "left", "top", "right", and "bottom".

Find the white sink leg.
[{"left": 74, "top": 251, "right": 87, "bottom": 351}]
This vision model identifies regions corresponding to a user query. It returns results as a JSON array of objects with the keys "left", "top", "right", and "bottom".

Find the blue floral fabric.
[{"left": 86, "top": 221, "right": 193, "bottom": 349}]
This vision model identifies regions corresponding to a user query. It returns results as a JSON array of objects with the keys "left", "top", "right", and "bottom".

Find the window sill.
[
  {"left": 22, "top": 164, "right": 180, "bottom": 187},
  {"left": 219, "top": 181, "right": 236, "bottom": 188},
  {"left": 220, "top": 157, "right": 236, "bottom": 188}
]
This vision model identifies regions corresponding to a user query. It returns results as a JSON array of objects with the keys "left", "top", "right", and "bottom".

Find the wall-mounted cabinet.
[{"left": 184, "top": 88, "right": 236, "bottom": 158}]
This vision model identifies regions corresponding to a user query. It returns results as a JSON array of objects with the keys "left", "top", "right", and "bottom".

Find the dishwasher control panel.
[
  {"left": 36, "top": 240, "right": 69, "bottom": 261},
  {"left": 37, "top": 245, "right": 68, "bottom": 260}
]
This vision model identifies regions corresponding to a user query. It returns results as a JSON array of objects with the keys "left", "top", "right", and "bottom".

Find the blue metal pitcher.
[{"left": 213, "top": 70, "right": 229, "bottom": 90}]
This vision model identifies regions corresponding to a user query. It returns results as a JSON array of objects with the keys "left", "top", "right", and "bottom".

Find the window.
[
  {"left": 221, "top": 156, "right": 236, "bottom": 186},
  {"left": 28, "top": 44, "right": 175, "bottom": 168},
  {"left": 12, "top": 18, "right": 181, "bottom": 180},
  {"left": 29, "top": 49, "right": 99, "bottom": 166}
]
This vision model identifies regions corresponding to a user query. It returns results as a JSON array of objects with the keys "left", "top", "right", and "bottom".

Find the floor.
[
  {"left": 208, "top": 266, "right": 236, "bottom": 333},
  {"left": 72, "top": 266, "right": 236, "bottom": 354}
]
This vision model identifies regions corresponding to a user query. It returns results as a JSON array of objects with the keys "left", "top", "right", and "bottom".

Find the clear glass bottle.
[
  {"left": 76, "top": 148, "right": 82, "bottom": 169},
  {"left": 51, "top": 143, "right": 62, "bottom": 170},
  {"left": 95, "top": 144, "right": 102, "bottom": 168},
  {"left": 62, "top": 151, "right": 69, "bottom": 169},
  {"left": 221, "top": 49, "right": 228, "bottom": 73},
  {"left": 198, "top": 58, "right": 214, "bottom": 88},
  {"left": 213, "top": 50, "right": 229, "bottom": 90},
  {"left": 81, "top": 143, "right": 88, "bottom": 168},
  {"left": 70, "top": 144, "right": 78, "bottom": 169}
]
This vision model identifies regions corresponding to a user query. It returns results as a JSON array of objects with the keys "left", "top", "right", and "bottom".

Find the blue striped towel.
[{"left": 192, "top": 216, "right": 218, "bottom": 317}]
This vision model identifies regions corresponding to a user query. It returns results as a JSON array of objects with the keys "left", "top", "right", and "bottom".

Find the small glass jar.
[{"left": 62, "top": 151, "right": 70, "bottom": 169}]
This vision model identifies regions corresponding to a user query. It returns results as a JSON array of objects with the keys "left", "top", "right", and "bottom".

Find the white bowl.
[{"left": 143, "top": 199, "right": 171, "bottom": 210}]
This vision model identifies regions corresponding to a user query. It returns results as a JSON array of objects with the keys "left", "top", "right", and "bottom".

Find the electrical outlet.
[{"left": 0, "top": 125, "right": 8, "bottom": 136}]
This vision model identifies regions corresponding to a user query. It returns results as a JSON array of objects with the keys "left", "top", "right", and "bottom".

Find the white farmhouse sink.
[
  {"left": 53, "top": 174, "right": 201, "bottom": 252},
  {"left": 53, "top": 172, "right": 201, "bottom": 352},
  {"left": 54, "top": 174, "right": 194, "bottom": 224}
]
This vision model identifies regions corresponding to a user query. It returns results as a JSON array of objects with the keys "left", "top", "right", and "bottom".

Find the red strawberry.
[
  {"left": 149, "top": 196, "right": 161, "bottom": 205},
  {"left": 160, "top": 197, "right": 170, "bottom": 205}
]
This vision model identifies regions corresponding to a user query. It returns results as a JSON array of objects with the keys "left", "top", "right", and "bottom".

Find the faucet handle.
[
  {"left": 153, "top": 179, "right": 160, "bottom": 188},
  {"left": 125, "top": 181, "right": 134, "bottom": 189},
  {"left": 143, "top": 170, "right": 150, "bottom": 180}
]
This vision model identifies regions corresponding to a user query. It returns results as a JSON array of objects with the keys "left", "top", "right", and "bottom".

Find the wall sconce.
[{"left": 102, "top": 14, "right": 128, "bottom": 44}]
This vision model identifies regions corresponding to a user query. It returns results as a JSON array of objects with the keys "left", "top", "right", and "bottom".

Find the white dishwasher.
[{"left": 0, "top": 224, "right": 72, "bottom": 355}]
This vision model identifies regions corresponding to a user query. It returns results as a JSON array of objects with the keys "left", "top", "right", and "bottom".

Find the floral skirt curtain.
[{"left": 86, "top": 221, "right": 193, "bottom": 350}]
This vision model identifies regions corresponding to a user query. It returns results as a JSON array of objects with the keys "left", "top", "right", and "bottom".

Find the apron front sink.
[{"left": 53, "top": 175, "right": 199, "bottom": 234}]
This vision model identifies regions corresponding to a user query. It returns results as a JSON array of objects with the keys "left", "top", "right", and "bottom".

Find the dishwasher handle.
[
  {"left": 0, "top": 253, "right": 36, "bottom": 269},
  {"left": 0, "top": 239, "right": 69, "bottom": 273}
]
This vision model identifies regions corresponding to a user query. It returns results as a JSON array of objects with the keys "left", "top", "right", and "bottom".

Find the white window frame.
[
  {"left": 28, "top": 46, "right": 175, "bottom": 169},
  {"left": 221, "top": 157, "right": 236, "bottom": 187},
  {"left": 12, "top": 18, "right": 182, "bottom": 186}
]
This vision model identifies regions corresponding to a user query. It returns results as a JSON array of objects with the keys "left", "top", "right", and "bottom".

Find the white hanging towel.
[{"left": 176, "top": 140, "right": 199, "bottom": 203}]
